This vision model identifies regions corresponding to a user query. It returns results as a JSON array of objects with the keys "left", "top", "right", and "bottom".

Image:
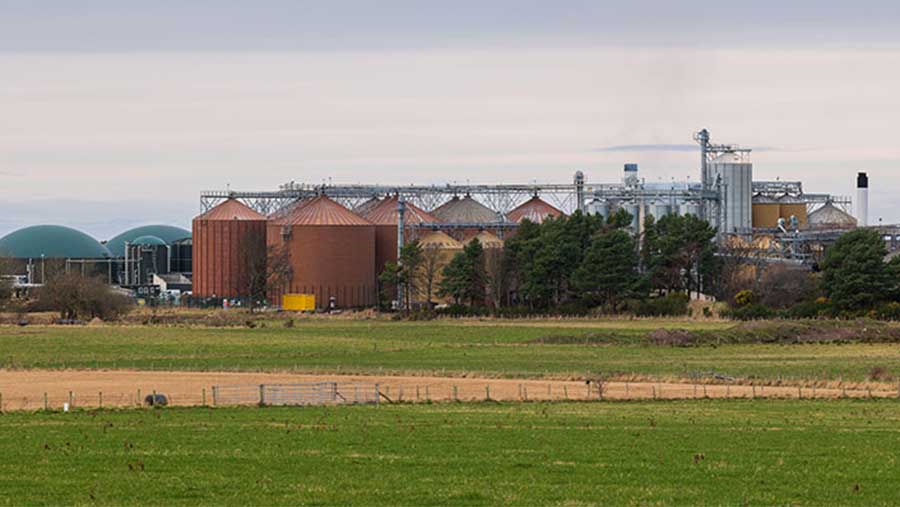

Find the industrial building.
[
  {"left": 192, "top": 198, "right": 267, "bottom": 300},
  {"left": 0, "top": 128, "right": 880, "bottom": 309},
  {"left": 0, "top": 223, "right": 193, "bottom": 296},
  {"left": 190, "top": 128, "right": 880, "bottom": 309}
]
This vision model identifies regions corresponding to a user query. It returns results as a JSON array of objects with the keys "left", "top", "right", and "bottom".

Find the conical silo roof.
[
  {"left": 353, "top": 197, "right": 382, "bottom": 216},
  {"left": 195, "top": 198, "right": 266, "bottom": 221},
  {"left": 808, "top": 202, "right": 857, "bottom": 227},
  {"left": 506, "top": 196, "right": 563, "bottom": 224},
  {"left": 268, "top": 198, "right": 311, "bottom": 221},
  {"left": 469, "top": 230, "right": 504, "bottom": 248},
  {"left": 273, "top": 195, "right": 371, "bottom": 226},
  {"left": 363, "top": 196, "right": 441, "bottom": 225},
  {"left": 431, "top": 196, "right": 500, "bottom": 223},
  {"left": 419, "top": 231, "right": 463, "bottom": 249}
]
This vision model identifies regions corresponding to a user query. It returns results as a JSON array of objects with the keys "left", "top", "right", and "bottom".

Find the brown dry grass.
[{"left": 0, "top": 369, "right": 894, "bottom": 412}]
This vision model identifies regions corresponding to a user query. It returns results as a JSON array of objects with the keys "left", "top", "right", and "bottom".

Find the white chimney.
[{"left": 856, "top": 172, "right": 868, "bottom": 227}]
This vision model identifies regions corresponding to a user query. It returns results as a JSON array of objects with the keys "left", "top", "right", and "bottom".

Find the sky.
[{"left": 1, "top": 1, "right": 900, "bottom": 238}]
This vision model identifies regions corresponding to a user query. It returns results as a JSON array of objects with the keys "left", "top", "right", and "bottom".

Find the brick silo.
[
  {"left": 360, "top": 196, "right": 441, "bottom": 278},
  {"left": 192, "top": 198, "right": 267, "bottom": 298},
  {"left": 268, "top": 195, "right": 376, "bottom": 309}
]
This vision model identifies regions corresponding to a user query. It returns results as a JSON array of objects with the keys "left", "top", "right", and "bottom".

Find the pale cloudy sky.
[{"left": 1, "top": 1, "right": 899, "bottom": 238}]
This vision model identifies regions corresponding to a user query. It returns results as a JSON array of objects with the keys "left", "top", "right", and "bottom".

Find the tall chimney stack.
[{"left": 856, "top": 172, "right": 869, "bottom": 227}]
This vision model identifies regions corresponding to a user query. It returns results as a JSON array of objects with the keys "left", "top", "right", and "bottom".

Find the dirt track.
[{"left": 0, "top": 369, "right": 895, "bottom": 411}]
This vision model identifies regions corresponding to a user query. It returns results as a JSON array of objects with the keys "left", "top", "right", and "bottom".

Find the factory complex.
[{"left": 0, "top": 130, "right": 880, "bottom": 309}]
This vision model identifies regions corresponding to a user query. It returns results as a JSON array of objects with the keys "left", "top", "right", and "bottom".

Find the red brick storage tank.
[
  {"left": 360, "top": 196, "right": 441, "bottom": 277},
  {"left": 192, "top": 198, "right": 267, "bottom": 298},
  {"left": 268, "top": 195, "right": 376, "bottom": 309}
]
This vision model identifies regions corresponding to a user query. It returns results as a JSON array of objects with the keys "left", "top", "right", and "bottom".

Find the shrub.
[
  {"left": 733, "top": 289, "right": 756, "bottom": 307},
  {"left": 36, "top": 273, "right": 133, "bottom": 321},
  {"left": 722, "top": 303, "right": 776, "bottom": 321},
  {"left": 623, "top": 293, "right": 690, "bottom": 317}
]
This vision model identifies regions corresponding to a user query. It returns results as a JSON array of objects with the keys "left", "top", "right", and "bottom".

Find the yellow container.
[{"left": 282, "top": 293, "right": 316, "bottom": 311}]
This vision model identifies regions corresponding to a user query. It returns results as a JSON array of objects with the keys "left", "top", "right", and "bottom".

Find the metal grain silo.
[
  {"left": 709, "top": 155, "right": 752, "bottom": 233},
  {"left": 587, "top": 199, "right": 609, "bottom": 219},
  {"left": 648, "top": 201, "right": 671, "bottom": 220},
  {"left": 268, "top": 195, "right": 375, "bottom": 309},
  {"left": 360, "top": 196, "right": 441, "bottom": 278},
  {"left": 777, "top": 195, "right": 808, "bottom": 227},
  {"left": 192, "top": 198, "right": 267, "bottom": 299},
  {"left": 623, "top": 202, "right": 641, "bottom": 230},
  {"left": 679, "top": 201, "right": 701, "bottom": 217}
]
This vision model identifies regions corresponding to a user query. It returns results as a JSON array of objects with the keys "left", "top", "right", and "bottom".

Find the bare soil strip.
[{"left": 0, "top": 369, "right": 895, "bottom": 411}]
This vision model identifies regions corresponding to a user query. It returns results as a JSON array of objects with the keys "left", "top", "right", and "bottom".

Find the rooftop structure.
[{"left": 0, "top": 225, "right": 111, "bottom": 259}]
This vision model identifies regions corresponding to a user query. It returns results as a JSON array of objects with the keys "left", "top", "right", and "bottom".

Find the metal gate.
[{"left": 212, "top": 382, "right": 380, "bottom": 407}]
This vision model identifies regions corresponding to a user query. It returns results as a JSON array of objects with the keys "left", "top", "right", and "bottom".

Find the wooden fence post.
[
  {"left": 69, "top": 391, "right": 74, "bottom": 409},
  {"left": 202, "top": 388, "right": 206, "bottom": 406},
  {"left": 485, "top": 385, "right": 490, "bottom": 400},
  {"left": 259, "top": 384, "right": 265, "bottom": 406},
  {"left": 44, "top": 392, "right": 48, "bottom": 411},
  {"left": 563, "top": 386, "right": 568, "bottom": 400},
  {"left": 99, "top": 392, "right": 103, "bottom": 408}
]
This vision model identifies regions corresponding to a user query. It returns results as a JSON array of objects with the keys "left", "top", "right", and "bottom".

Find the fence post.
[
  {"left": 798, "top": 387, "right": 802, "bottom": 399},
  {"left": 523, "top": 385, "right": 528, "bottom": 401},
  {"left": 485, "top": 385, "right": 490, "bottom": 401},
  {"left": 259, "top": 385, "right": 266, "bottom": 406},
  {"left": 69, "top": 391, "right": 74, "bottom": 409},
  {"left": 399, "top": 386, "right": 404, "bottom": 402},
  {"left": 44, "top": 392, "right": 48, "bottom": 411},
  {"left": 137, "top": 389, "right": 141, "bottom": 407},
  {"left": 99, "top": 392, "right": 103, "bottom": 408},
  {"left": 416, "top": 385, "right": 420, "bottom": 402},
  {"left": 202, "top": 388, "right": 206, "bottom": 406},
  {"left": 752, "top": 385, "right": 756, "bottom": 398},
  {"left": 212, "top": 386, "right": 218, "bottom": 406},
  {"left": 425, "top": 385, "right": 430, "bottom": 402},
  {"left": 519, "top": 384, "right": 523, "bottom": 400},
  {"left": 563, "top": 386, "right": 568, "bottom": 400},
  {"left": 702, "top": 385, "right": 707, "bottom": 398},
  {"left": 547, "top": 384, "right": 551, "bottom": 398},
  {"left": 625, "top": 382, "right": 629, "bottom": 398},
  {"left": 726, "top": 385, "right": 730, "bottom": 398},
  {"left": 452, "top": 385, "right": 458, "bottom": 401},
  {"left": 375, "top": 384, "right": 380, "bottom": 404},
  {"left": 652, "top": 386, "right": 657, "bottom": 399}
]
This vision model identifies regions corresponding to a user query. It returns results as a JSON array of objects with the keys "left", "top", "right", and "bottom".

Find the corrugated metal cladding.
[
  {"left": 268, "top": 195, "right": 375, "bottom": 309},
  {"left": 711, "top": 160, "right": 753, "bottom": 233},
  {"left": 751, "top": 202, "right": 808, "bottom": 228},
  {"left": 192, "top": 199, "right": 267, "bottom": 298},
  {"left": 362, "top": 196, "right": 442, "bottom": 277},
  {"left": 506, "top": 196, "right": 563, "bottom": 224}
]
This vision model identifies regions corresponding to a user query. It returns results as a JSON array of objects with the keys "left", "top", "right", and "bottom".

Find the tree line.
[{"left": 380, "top": 209, "right": 719, "bottom": 316}]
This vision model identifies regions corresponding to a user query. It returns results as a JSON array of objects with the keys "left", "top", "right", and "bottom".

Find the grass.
[
  {"left": 1, "top": 399, "right": 899, "bottom": 505},
  {"left": 2, "top": 320, "right": 900, "bottom": 382}
]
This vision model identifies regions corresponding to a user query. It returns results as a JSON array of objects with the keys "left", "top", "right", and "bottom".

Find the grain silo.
[
  {"left": 360, "top": 196, "right": 441, "bottom": 278},
  {"left": 468, "top": 230, "right": 504, "bottom": 249},
  {"left": 268, "top": 195, "right": 375, "bottom": 309},
  {"left": 192, "top": 198, "right": 267, "bottom": 298},
  {"left": 751, "top": 196, "right": 781, "bottom": 228},
  {"left": 432, "top": 195, "right": 501, "bottom": 223},
  {"left": 709, "top": 154, "right": 752, "bottom": 233},
  {"left": 419, "top": 231, "right": 464, "bottom": 305},
  {"left": 506, "top": 196, "right": 563, "bottom": 224},
  {"left": 777, "top": 195, "right": 808, "bottom": 227}
]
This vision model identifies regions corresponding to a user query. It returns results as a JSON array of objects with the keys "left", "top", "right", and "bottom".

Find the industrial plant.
[{"left": 0, "top": 129, "right": 881, "bottom": 309}]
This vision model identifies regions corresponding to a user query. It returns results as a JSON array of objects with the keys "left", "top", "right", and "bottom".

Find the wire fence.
[
  {"left": 213, "top": 382, "right": 379, "bottom": 407},
  {"left": 1, "top": 379, "right": 899, "bottom": 412}
]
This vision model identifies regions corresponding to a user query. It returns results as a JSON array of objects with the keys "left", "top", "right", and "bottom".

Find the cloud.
[{"left": 595, "top": 144, "right": 698, "bottom": 152}]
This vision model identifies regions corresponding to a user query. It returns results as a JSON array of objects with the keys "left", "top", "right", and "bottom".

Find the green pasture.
[{"left": 1, "top": 400, "right": 898, "bottom": 506}]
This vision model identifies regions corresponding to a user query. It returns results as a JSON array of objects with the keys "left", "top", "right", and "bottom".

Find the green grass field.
[
  {"left": 2, "top": 320, "right": 900, "bottom": 382},
  {"left": 1, "top": 399, "right": 898, "bottom": 506}
]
